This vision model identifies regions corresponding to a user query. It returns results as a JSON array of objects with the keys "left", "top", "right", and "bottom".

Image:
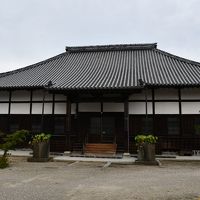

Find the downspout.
[
  {"left": 138, "top": 79, "right": 148, "bottom": 132},
  {"left": 41, "top": 81, "right": 53, "bottom": 132}
]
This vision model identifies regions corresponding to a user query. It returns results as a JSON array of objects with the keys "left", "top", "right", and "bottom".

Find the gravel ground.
[{"left": 0, "top": 157, "right": 200, "bottom": 200}]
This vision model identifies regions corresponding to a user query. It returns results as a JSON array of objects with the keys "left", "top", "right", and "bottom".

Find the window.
[
  {"left": 141, "top": 117, "right": 153, "bottom": 133},
  {"left": 9, "top": 117, "right": 19, "bottom": 133},
  {"left": 102, "top": 117, "right": 115, "bottom": 135},
  {"left": 54, "top": 116, "right": 65, "bottom": 135},
  {"left": 89, "top": 117, "right": 101, "bottom": 135},
  {"left": 194, "top": 118, "right": 200, "bottom": 135},
  {"left": 31, "top": 116, "right": 42, "bottom": 133},
  {"left": 168, "top": 117, "right": 180, "bottom": 135}
]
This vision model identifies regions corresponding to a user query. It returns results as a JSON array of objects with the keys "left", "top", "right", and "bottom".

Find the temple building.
[{"left": 0, "top": 43, "right": 200, "bottom": 155}]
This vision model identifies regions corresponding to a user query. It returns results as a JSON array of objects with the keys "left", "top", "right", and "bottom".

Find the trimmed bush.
[{"left": 0, "top": 156, "right": 9, "bottom": 169}]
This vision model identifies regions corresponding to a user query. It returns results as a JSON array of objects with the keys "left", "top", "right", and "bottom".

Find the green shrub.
[
  {"left": 135, "top": 135, "right": 146, "bottom": 145},
  {"left": 135, "top": 134, "right": 158, "bottom": 144},
  {"left": 0, "top": 156, "right": 9, "bottom": 169},
  {"left": 0, "top": 129, "right": 29, "bottom": 168},
  {"left": 145, "top": 135, "right": 158, "bottom": 144},
  {"left": 30, "top": 133, "right": 51, "bottom": 145}
]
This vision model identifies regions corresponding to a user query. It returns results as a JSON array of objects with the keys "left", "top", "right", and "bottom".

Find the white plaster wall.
[
  {"left": 0, "top": 91, "right": 9, "bottom": 101},
  {"left": 32, "top": 90, "right": 53, "bottom": 101},
  {"left": 10, "top": 103, "right": 30, "bottom": 114},
  {"left": 55, "top": 94, "right": 67, "bottom": 101},
  {"left": 79, "top": 103, "right": 101, "bottom": 112},
  {"left": 32, "top": 103, "right": 52, "bottom": 114},
  {"left": 103, "top": 103, "right": 124, "bottom": 112},
  {"left": 129, "top": 102, "right": 152, "bottom": 114},
  {"left": 155, "top": 88, "right": 178, "bottom": 100},
  {"left": 182, "top": 102, "right": 200, "bottom": 114},
  {"left": 71, "top": 103, "right": 76, "bottom": 114},
  {"left": 0, "top": 103, "right": 9, "bottom": 114},
  {"left": 155, "top": 102, "right": 179, "bottom": 114},
  {"left": 54, "top": 103, "right": 67, "bottom": 114},
  {"left": 129, "top": 90, "right": 152, "bottom": 100},
  {"left": 181, "top": 88, "right": 200, "bottom": 99},
  {"left": 11, "top": 90, "right": 30, "bottom": 101}
]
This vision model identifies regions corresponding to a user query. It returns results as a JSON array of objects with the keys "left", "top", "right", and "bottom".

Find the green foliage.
[
  {"left": 0, "top": 129, "right": 29, "bottom": 168},
  {"left": 0, "top": 156, "right": 9, "bottom": 169},
  {"left": 135, "top": 134, "right": 158, "bottom": 144},
  {"left": 30, "top": 133, "right": 51, "bottom": 145},
  {"left": 0, "top": 130, "right": 30, "bottom": 154},
  {"left": 145, "top": 135, "right": 158, "bottom": 144},
  {"left": 135, "top": 135, "right": 146, "bottom": 145}
]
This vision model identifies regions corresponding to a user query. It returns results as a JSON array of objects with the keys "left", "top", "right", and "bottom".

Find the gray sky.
[{"left": 0, "top": 0, "right": 200, "bottom": 73}]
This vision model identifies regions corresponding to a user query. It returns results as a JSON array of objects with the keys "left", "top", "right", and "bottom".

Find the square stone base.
[
  {"left": 27, "top": 157, "right": 52, "bottom": 162},
  {"left": 135, "top": 159, "right": 159, "bottom": 166}
]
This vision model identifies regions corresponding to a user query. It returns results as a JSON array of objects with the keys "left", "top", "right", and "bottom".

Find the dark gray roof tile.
[{"left": 0, "top": 43, "right": 200, "bottom": 90}]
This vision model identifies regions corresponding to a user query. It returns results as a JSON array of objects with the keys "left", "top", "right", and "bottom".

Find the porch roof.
[{"left": 0, "top": 43, "right": 200, "bottom": 90}]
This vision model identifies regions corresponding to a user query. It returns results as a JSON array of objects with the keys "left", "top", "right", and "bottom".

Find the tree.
[{"left": 0, "top": 130, "right": 29, "bottom": 168}]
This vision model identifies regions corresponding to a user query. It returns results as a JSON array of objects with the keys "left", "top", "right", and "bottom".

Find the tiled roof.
[{"left": 0, "top": 43, "right": 200, "bottom": 90}]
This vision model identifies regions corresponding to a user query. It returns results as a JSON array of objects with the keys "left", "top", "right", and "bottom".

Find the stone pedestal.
[
  {"left": 123, "top": 152, "right": 131, "bottom": 157},
  {"left": 136, "top": 143, "right": 158, "bottom": 165},
  {"left": 28, "top": 141, "right": 50, "bottom": 162}
]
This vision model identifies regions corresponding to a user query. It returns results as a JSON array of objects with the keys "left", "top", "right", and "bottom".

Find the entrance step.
[
  {"left": 72, "top": 143, "right": 83, "bottom": 152},
  {"left": 84, "top": 143, "right": 117, "bottom": 155}
]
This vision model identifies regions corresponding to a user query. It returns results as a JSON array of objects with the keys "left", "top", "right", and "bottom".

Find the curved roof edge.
[{"left": 0, "top": 52, "right": 66, "bottom": 78}]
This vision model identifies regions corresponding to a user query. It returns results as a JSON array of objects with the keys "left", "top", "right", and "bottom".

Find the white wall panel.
[
  {"left": 55, "top": 94, "right": 67, "bottom": 101},
  {"left": 10, "top": 103, "right": 30, "bottom": 114},
  {"left": 32, "top": 103, "right": 42, "bottom": 114},
  {"left": 79, "top": 103, "right": 101, "bottom": 112},
  {"left": 0, "top": 103, "right": 9, "bottom": 114},
  {"left": 32, "top": 103, "right": 52, "bottom": 114},
  {"left": 155, "top": 102, "right": 179, "bottom": 114},
  {"left": 0, "top": 91, "right": 9, "bottom": 101},
  {"left": 129, "top": 102, "right": 152, "bottom": 114},
  {"left": 54, "top": 103, "right": 66, "bottom": 114},
  {"left": 155, "top": 88, "right": 178, "bottom": 100},
  {"left": 71, "top": 103, "right": 76, "bottom": 114},
  {"left": 44, "top": 103, "right": 53, "bottom": 114},
  {"left": 32, "top": 90, "right": 53, "bottom": 101},
  {"left": 103, "top": 103, "right": 124, "bottom": 112},
  {"left": 129, "top": 90, "right": 152, "bottom": 100},
  {"left": 182, "top": 102, "right": 200, "bottom": 114},
  {"left": 11, "top": 90, "right": 30, "bottom": 101},
  {"left": 181, "top": 88, "right": 200, "bottom": 99}
]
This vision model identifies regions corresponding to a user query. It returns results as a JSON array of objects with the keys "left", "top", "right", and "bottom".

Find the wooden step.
[{"left": 84, "top": 143, "right": 117, "bottom": 154}]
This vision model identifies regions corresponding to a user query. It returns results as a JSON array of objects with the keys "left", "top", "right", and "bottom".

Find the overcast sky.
[{"left": 0, "top": 0, "right": 200, "bottom": 73}]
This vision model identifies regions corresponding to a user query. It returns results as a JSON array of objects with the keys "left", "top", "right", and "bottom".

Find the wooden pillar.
[
  {"left": 75, "top": 102, "right": 80, "bottom": 142},
  {"left": 7, "top": 90, "right": 12, "bottom": 132},
  {"left": 100, "top": 101, "right": 103, "bottom": 142},
  {"left": 66, "top": 97, "right": 71, "bottom": 150},
  {"left": 178, "top": 88, "right": 182, "bottom": 151},
  {"left": 124, "top": 98, "right": 129, "bottom": 153},
  {"left": 41, "top": 89, "right": 46, "bottom": 132}
]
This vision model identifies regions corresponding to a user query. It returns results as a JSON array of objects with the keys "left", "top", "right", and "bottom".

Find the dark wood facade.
[{"left": 1, "top": 88, "right": 200, "bottom": 154}]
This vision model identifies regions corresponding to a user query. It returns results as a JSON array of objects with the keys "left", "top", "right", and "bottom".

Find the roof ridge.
[
  {"left": 0, "top": 52, "right": 67, "bottom": 78},
  {"left": 65, "top": 43, "right": 157, "bottom": 53},
  {"left": 155, "top": 48, "right": 200, "bottom": 67}
]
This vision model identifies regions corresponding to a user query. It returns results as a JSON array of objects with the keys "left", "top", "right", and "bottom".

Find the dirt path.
[{"left": 0, "top": 157, "right": 200, "bottom": 200}]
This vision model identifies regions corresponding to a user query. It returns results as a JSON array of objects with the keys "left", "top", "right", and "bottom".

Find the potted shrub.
[
  {"left": 135, "top": 135, "right": 146, "bottom": 161},
  {"left": 143, "top": 135, "right": 158, "bottom": 161},
  {"left": 135, "top": 134, "right": 158, "bottom": 162},
  {"left": 28, "top": 133, "right": 51, "bottom": 162}
]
